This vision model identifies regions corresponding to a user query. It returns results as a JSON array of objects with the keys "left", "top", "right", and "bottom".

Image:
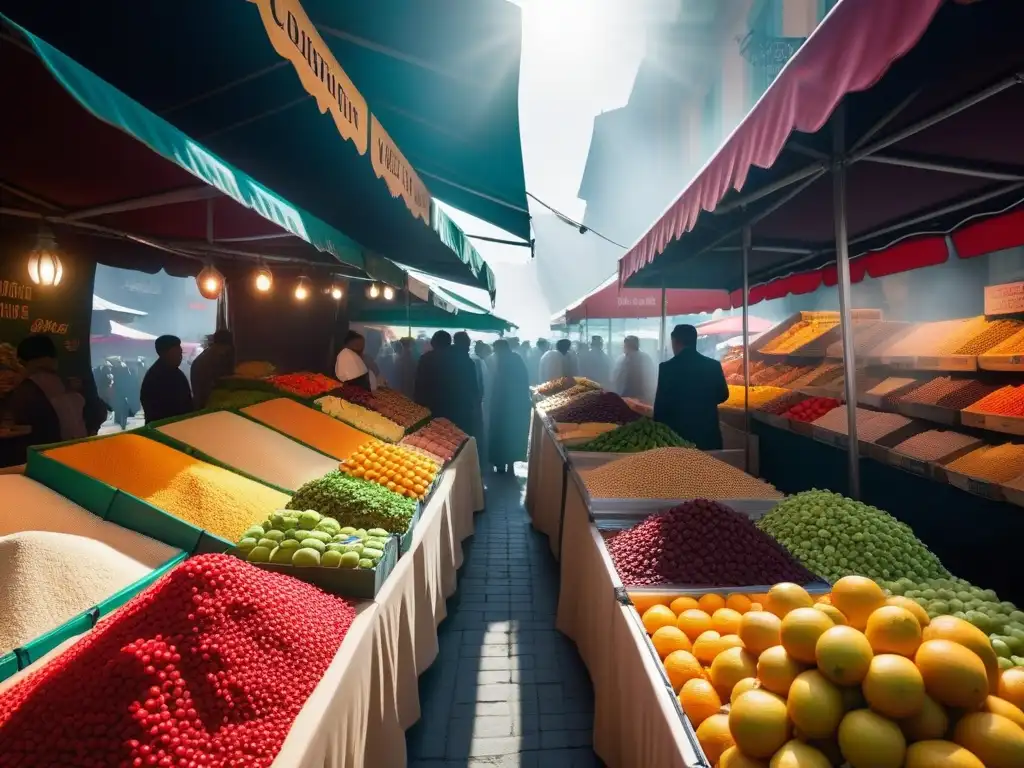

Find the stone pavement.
[{"left": 406, "top": 469, "right": 603, "bottom": 768}]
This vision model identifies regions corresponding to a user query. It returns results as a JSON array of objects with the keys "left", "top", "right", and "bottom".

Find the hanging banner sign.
[
  {"left": 248, "top": 0, "right": 368, "bottom": 155},
  {"left": 371, "top": 115, "right": 431, "bottom": 225},
  {"left": 984, "top": 281, "right": 1024, "bottom": 316}
]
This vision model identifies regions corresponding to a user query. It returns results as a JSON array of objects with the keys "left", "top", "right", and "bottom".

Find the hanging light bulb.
[
  {"left": 294, "top": 276, "right": 311, "bottom": 301},
  {"left": 254, "top": 266, "right": 273, "bottom": 293},
  {"left": 196, "top": 264, "right": 224, "bottom": 300},
  {"left": 26, "top": 226, "right": 63, "bottom": 287},
  {"left": 366, "top": 283, "right": 381, "bottom": 299},
  {"left": 383, "top": 285, "right": 395, "bottom": 301},
  {"left": 329, "top": 282, "right": 344, "bottom": 300}
]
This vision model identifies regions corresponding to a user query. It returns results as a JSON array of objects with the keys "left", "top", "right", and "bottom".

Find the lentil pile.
[
  {"left": 0, "top": 554, "right": 356, "bottom": 768},
  {"left": 242, "top": 398, "right": 375, "bottom": 461},
  {"left": 892, "top": 430, "right": 982, "bottom": 462},
  {"left": 983, "top": 327, "right": 1024, "bottom": 355},
  {"left": 573, "top": 418, "right": 693, "bottom": 452},
  {"left": 286, "top": 470, "right": 416, "bottom": 533},
  {"left": 964, "top": 384, "right": 1024, "bottom": 416},
  {"left": 853, "top": 411, "right": 912, "bottom": 442},
  {"left": 266, "top": 372, "right": 341, "bottom": 398},
  {"left": 934, "top": 379, "right": 1000, "bottom": 409},
  {"left": 897, "top": 376, "right": 966, "bottom": 405},
  {"left": 946, "top": 443, "right": 1024, "bottom": 482},
  {"left": 0, "top": 530, "right": 176, "bottom": 657},
  {"left": 156, "top": 411, "right": 339, "bottom": 492},
  {"left": 932, "top": 316, "right": 990, "bottom": 355},
  {"left": 546, "top": 391, "right": 642, "bottom": 425},
  {"left": 44, "top": 434, "right": 290, "bottom": 543},
  {"left": 606, "top": 500, "right": 815, "bottom": 587},
  {"left": 580, "top": 448, "right": 782, "bottom": 500}
]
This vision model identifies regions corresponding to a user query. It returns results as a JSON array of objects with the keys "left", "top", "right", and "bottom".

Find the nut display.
[{"left": 547, "top": 391, "right": 643, "bottom": 425}]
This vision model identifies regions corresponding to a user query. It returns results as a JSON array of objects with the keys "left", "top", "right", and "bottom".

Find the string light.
[
  {"left": 294, "top": 276, "right": 311, "bottom": 301},
  {"left": 366, "top": 283, "right": 381, "bottom": 299},
  {"left": 330, "top": 283, "right": 344, "bottom": 300},
  {"left": 196, "top": 264, "right": 224, "bottom": 300},
  {"left": 27, "top": 227, "right": 64, "bottom": 287},
  {"left": 383, "top": 285, "right": 395, "bottom": 301},
  {"left": 254, "top": 266, "right": 273, "bottom": 293}
]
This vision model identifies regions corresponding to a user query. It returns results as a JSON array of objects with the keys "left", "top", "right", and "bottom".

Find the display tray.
[
  {"left": 811, "top": 426, "right": 848, "bottom": 450},
  {"left": 588, "top": 497, "right": 781, "bottom": 523},
  {"left": 751, "top": 410, "right": 791, "bottom": 431},
  {"left": 0, "top": 551, "right": 187, "bottom": 683},
  {"left": 961, "top": 410, "right": 1024, "bottom": 436},
  {"left": 944, "top": 467, "right": 1006, "bottom": 502},
  {"left": 796, "top": 384, "right": 844, "bottom": 399},
  {"left": 1000, "top": 482, "right": 1024, "bottom": 509},
  {"left": 227, "top": 533, "right": 398, "bottom": 600},
  {"left": 978, "top": 352, "right": 1024, "bottom": 372},
  {"left": 912, "top": 354, "right": 978, "bottom": 372},
  {"left": 887, "top": 440, "right": 983, "bottom": 481},
  {"left": 895, "top": 400, "right": 960, "bottom": 427},
  {"left": 788, "top": 420, "right": 816, "bottom": 437}
]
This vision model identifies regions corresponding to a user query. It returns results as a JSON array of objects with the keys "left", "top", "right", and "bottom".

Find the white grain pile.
[
  {"left": 0, "top": 476, "right": 180, "bottom": 656},
  {"left": 156, "top": 410, "right": 339, "bottom": 491}
]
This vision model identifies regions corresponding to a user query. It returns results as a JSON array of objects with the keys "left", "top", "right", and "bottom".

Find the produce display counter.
[{"left": 524, "top": 409, "right": 570, "bottom": 560}]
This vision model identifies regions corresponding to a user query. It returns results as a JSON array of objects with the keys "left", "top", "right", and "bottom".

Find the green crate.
[
  {"left": 106, "top": 491, "right": 207, "bottom": 555},
  {"left": 0, "top": 651, "right": 18, "bottom": 682}
]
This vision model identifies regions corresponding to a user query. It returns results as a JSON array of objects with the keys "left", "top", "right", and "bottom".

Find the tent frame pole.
[
  {"left": 832, "top": 106, "right": 861, "bottom": 500},
  {"left": 741, "top": 225, "right": 751, "bottom": 474},
  {"left": 658, "top": 287, "right": 667, "bottom": 362}
]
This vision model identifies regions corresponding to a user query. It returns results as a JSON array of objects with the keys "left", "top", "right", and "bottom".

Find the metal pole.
[
  {"left": 406, "top": 289, "right": 411, "bottom": 338},
  {"left": 658, "top": 287, "right": 667, "bottom": 361},
  {"left": 608, "top": 318, "right": 613, "bottom": 350},
  {"left": 833, "top": 106, "right": 861, "bottom": 499},
  {"left": 742, "top": 226, "right": 751, "bottom": 474}
]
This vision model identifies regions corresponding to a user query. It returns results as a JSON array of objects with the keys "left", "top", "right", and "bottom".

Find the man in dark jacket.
[
  {"left": 414, "top": 330, "right": 451, "bottom": 416},
  {"left": 653, "top": 324, "right": 729, "bottom": 450},
  {"left": 190, "top": 329, "right": 234, "bottom": 409},
  {"left": 140, "top": 335, "right": 193, "bottom": 424},
  {"left": 451, "top": 331, "right": 482, "bottom": 437}
]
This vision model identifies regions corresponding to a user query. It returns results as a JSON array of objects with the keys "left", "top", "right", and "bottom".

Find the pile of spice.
[
  {"left": 243, "top": 397, "right": 377, "bottom": 461},
  {"left": 934, "top": 380, "right": 1001, "bottom": 410},
  {"left": 546, "top": 391, "right": 642, "bottom": 425},
  {"left": 315, "top": 396, "right": 405, "bottom": 442},
  {"left": 897, "top": 376, "right": 970, "bottom": 406},
  {"left": 931, "top": 316, "right": 990, "bottom": 355},
  {"left": 368, "top": 388, "right": 431, "bottom": 428},
  {"left": 877, "top": 318, "right": 968, "bottom": 358},
  {"left": 721, "top": 385, "right": 789, "bottom": 410},
  {"left": 946, "top": 443, "right": 1024, "bottom": 482},
  {"left": 853, "top": 411, "right": 913, "bottom": 442},
  {"left": 287, "top": 470, "right": 416, "bottom": 533},
  {"left": 0, "top": 555, "right": 356, "bottom": 768},
  {"left": 892, "top": 430, "right": 982, "bottom": 462},
  {"left": 156, "top": 411, "right": 339, "bottom": 491},
  {"left": 757, "top": 391, "right": 809, "bottom": 415},
  {"left": 580, "top": 448, "right": 781, "bottom": 500},
  {"left": 0, "top": 530, "right": 177, "bottom": 657},
  {"left": 950, "top": 318, "right": 1024, "bottom": 355},
  {"left": 963, "top": 385, "right": 1024, "bottom": 416},
  {"left": 535, "top": 377, "right": 577, "bottom": 396},
  {"left": 882, "top": 380, "right": 928, "bottom": 410},
  {"left": 981, "top": 327, "right": 1024, "bottom": 355},
  {"left": 266, "top": 372, "right": 341, "bottom": 398},
  {"left": 760, "top": 314, "right": 839, "bottom": 354},
  {"left": 865, "top": 377, "right": 918, "bottom": 399},
  {"left": 44, "top": 434, "right": 290, "bottom": 543}
]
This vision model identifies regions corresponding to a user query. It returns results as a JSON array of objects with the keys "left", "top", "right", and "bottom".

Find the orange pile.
[
  {"left": 339, "top": 441, "right": 439, "bottom": 500},
  {"left": 946, "top": 444, "right": 1024, "bottom": 483},
  {"left": 965, "top": 385, "right": 1024, "bottom": 417}
]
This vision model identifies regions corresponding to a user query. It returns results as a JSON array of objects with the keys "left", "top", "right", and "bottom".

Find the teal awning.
[{"left": 2, "top": 13, "right": 415, "bottom": 286}]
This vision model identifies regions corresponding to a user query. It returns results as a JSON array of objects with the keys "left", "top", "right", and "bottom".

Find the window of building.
[
  {"left": 701, "top": 81, "right": 721, "bottom": 161},
  {"left": 745, "top": 0, "right": 806, "bottom": 107}
]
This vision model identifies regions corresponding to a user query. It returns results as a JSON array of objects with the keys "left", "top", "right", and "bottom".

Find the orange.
[
  {"left": 769, "top": 740, "right": 832, "bottom": 768},
  {"left": 739, "top": 611, "right": 782, "bottom": 656},
  {"left": 885, "top": 595, "right": 931, "bottom": 627},
  {"left": 699, "top": 593, "right": 726, "bottom": 614},
  {"left": 899, "top": 693, "right": 949, "bottom": 743},
  {"left": 650, "top": 626, "right": 692, "bottom": 659},
  {"left": 865, "top": 605, "right": 922, "bottom": 657},
  {"left": 712, "top": 607, "right": 743, "bottom": 635},
  {"left": 815, "top": 625, "right": 873, "bottom": 686},
  {"left": 862, "top": 653, "right": 926, "bottom": 719},
  {"left": 757, "top": 645, "right": 806, "bottom": 697},
  {"left": 676, "top": 609, "right": 713, "bottom": 641},
  {"left": 781, "top": 607, "right": 834, "bottom": 664},
  {"left": 731, "top": 677, "right": 760, "bottom": 705},
  {"left": 695, "top": 713, "right": 734, "bottom": 764},
  {"left": 838, "top": 709, "right": 906, "bottom": 768},
  {"left": 830, "top": 576, "right": 886, "bottom": 630},
  {"left": 709, "top": 647, "right": 757, "bottom": 700},
  {"left": 983, "top": 695, "right": 1024, "bottom": 730},
  {"left": 663, "top": 650, "right": 704, "bottom": 692},
  {"left": 999, "top": 668, "right": 1024, "bottom": 710},
  {"left": 953, "top": 712, "right": 1024, "bottom": 768},
  {"left": 729, "top": 689, "right": 791, "bottom": 758},
  {"left": 765, "top": 583, "right": 814, "bottom": 619},
  {"left": 679, "top": 677, "right": 722, "bottom": 727},
  {"left": 692, "top": 630, "right": 724, "bottom": 665},
  {"left": 642, "top": 604, "right": 677, "bottom": 635},
  {"left": 905, "top": 741, "right": 985, "bottom": 768},
  {"left": 787, "top": 670, "right": 843, "bottom": 740},
  {"left": 726, "top": 594, "right": 753, "bottom": 614},
  {"left": 718, "top": 746, "right": 768, "bottom": 768},
  {"left": 749, "top": 602, "right": 763, "bottom": 612},
  {"left": 916, "top": 639, "right": 989, "bottom": 709},
  {"left": 813, "top": 603, "right": 847, "bottom": 625},
  {"left": 670, "top": 595, "right": 700, "bottom": 615},
  {"left": 630, "top": 593, "right": 671, "bottom": 615}
]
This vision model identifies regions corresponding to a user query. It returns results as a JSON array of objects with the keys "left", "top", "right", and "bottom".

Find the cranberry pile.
[
  {"left": 606, "top": 500, "right": 816, "bottom": 587},
  {"left": 0, "top": 554, "right": 356, "bottom": 768},
  {"left": 546, "top": 391, "right": 642, "bottom": 425}
]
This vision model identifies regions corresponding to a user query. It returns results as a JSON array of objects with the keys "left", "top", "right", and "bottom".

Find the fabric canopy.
[
  {"left": 0, "top": 1, "right": 510, "bottom": 295},
  {"left": 563, "top": 274, "right": 730, "bottom": 324},
  {"left": 92, "top": 296, "right": 146, "bottom": 316},
  {"left": 619, "top": 0, "right": 1024, "bottom": 292},
  {"left": 0, "top": 15, "right": 405, "bottom": 285},
  {"left": 695, "top": 315, "right": 774, "bottom": 337}
]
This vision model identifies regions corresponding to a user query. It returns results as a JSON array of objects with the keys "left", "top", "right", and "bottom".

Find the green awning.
[{"left": 2, "top": 13, "right": 417, "bottom": 285}]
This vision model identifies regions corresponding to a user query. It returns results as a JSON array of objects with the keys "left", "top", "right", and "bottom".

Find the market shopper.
[
  {"left": 140, "top": 335, "right": 193, "bottom": 424},
  {"left": 414, "top": 330, "right": 451, "bottom": 416},
  {"left": 612, "top": 335, "right": 657, "bottom": 403},
  {"left": 451, "top": 331, "right": 483, "bottom": 440},
  {"left": 529, "top": 339, "right": 548, "bottom": 384},
  {"left": 334, "top": 331, "right": 375, "bottom": 391},
  {"left": 538, "top": 338, "right": 578, "bottom": 382},
  {"left": 654, "top": 324, "right": 729, "bottom": 450},
  {"left": 391, "top": 338, "right": 416, "bottom": 398},
  {"left": 580, "top": 335, "right": 611, "bottom": 387},
  {"left": 190, "top": 329, "right": 234, "bottom": 409},
  {"left": 487, "top": 339, "right": 530, "bottom": 473}
]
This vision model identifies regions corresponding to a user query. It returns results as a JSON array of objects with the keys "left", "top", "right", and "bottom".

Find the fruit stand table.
[{"left": 525, "top": 409, "right": 570, "bottom": 559}]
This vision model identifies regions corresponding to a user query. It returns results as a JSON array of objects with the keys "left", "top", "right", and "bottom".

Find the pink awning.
[
  {"left": 565, "top": 277, "right": 730, "bottom": 324},
  {"left": 619, "top": 0, "right": 945, "bottom": 285},
  {"left": 695, "top": 315, "right": 774, "bottom": 337}
]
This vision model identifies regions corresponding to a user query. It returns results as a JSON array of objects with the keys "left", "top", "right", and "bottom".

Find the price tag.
[
  {"left": 1010, "top": 356, "right": 1023, "bottom": 365},
  {"left": 917, "top": 356, "right": 940, "bottom": 368},
  {"left": 899, "top": 456, "right": 928, "bottom": 476},
  {"left": 967, "top": 479, "right": 998, "bottom": 499}
]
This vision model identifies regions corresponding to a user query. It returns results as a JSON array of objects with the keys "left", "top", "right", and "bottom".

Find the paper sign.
[
  {"left": 371, "top": 116, "right": 431, "bottom": 225},
  {"left": 984, "top": 281, "right": 1024, "bottom": 316},
  {"left": 248, "top": 0, "right": 367, "bottom": 155}
]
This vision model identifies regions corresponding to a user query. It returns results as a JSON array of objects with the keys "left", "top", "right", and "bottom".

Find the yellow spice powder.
[
  {"left": 44, "top": 434, "right": 289, "bottom": 542},
  {"left": 242, "top": 398, "right": 376, "bottom": 461}
]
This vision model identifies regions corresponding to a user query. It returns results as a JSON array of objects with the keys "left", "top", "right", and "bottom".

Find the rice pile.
[
  {"left": 242, "top": 398, "right": 374, "bottom": 461},
  {"left": 156, "top": 411, "right": 338, "bottom": 491},
  {"left": 0, "top": 530, "right": 174, "bottom": 656}
]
